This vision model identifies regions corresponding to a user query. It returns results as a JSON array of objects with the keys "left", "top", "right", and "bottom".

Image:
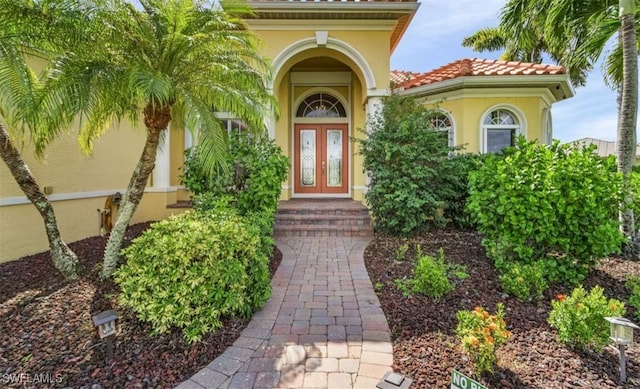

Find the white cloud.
[
  {"left": 407, "top": 0, "right": 504, "bottom": 41},
  {"left": 392, "top": 0, "right": 505, "bottom": 71}
]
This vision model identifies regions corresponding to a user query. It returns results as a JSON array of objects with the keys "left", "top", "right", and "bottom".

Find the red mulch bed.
[
  {"left": 0, "top": 223, "right": 281, "bottom": 388},
  {"left": 365, "top": 230, "right": 640, "bottom": 388}
]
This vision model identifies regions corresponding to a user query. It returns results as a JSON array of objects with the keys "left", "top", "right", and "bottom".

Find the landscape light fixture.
[
  {"left": 92, "top": 310, "right": 119, "bottom": 362},
  {"left": 376, "top": 371, "right": 412, "bottom": 389},
  {"left": 605, "top": 316, "right": 640, "bottom": 383}
]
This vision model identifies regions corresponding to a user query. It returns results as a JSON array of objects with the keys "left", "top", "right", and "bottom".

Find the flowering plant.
[
  {"left": 455, "top": 303, "right": 511, "bottom": 375},
  {"left": 548, "top": 285, "right": 625, "bottom": 351}
]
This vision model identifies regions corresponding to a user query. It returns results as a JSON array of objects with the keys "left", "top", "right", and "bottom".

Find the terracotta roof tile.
[
  {"left": 390, "top": 70, "right": 420, "bottom": 86},
  {"left": 392, "top": 58, "right": 566, "bottom": 90}
]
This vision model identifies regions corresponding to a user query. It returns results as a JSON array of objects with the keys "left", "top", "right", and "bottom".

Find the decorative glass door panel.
[
  {"left": 300, "top": 130, "right": 316, "bottom": 187},
  {"left": 326, "top": 129, "right": 343, "bottom": 187},
  {"left": 294, "top": 124, "right": 348, "bottom": 194}
]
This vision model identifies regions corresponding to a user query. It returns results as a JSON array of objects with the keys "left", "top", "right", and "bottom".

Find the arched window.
[
  {"left": 482, "top": 108, "right": 521, "bottom": 153},
  {"left": 296, "top": 93, "right": 347, "bottom": 118},
  {"left": 430, "top": 111, "right": 454, "bottom": 147}
]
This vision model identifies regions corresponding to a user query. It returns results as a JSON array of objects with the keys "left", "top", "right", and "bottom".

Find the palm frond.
[
  {"left": 462, "top": 27, "right": 507, "bottom": 53},
  {"left": 179, "top": 87, "right": 229, "bottom": 177}
]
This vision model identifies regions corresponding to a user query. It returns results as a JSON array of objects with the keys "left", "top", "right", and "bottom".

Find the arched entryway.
[{"left": 269, "top": 36, "right": 385, "bottom": 201}]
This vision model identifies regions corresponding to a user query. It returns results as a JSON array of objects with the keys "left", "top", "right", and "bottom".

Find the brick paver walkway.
[{"left": 177, "top": 237, "right": 392, "bottom": 389}]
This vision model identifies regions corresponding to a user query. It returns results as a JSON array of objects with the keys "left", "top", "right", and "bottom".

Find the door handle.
[{"left": 322, "top": 160, "right": 325, "bottom": 174}]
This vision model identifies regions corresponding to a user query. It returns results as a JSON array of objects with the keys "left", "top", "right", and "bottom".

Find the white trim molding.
[
  {"left": 397, "top": 75, "right": 575, "bottom": 103},
  {"left": 153, "top": 128, "right": 171, "bottom": 188},
  {"left": 270, "top": 37, "right": 376, "bottom": 91},
  {"left": 415, "top": 88, "right": 558, "bottom": 109},
  {"left": 0, "top": 187, "right": 181, "bottom": 207}
]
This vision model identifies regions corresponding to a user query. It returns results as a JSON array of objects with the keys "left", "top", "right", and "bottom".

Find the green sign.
[{"left": 450, "top": 370, "right": 488, "bottom": 389}]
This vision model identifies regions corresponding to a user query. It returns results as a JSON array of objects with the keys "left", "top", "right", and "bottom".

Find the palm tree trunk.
[
  {"left": 617, "top": 0, "right": 638, "bottom": 255},
  {"left": 0, "top": 124, "right": 79, "bottom": 279},
  {"left": 101, "top": 106, "right": 167, "bottom": 278}
]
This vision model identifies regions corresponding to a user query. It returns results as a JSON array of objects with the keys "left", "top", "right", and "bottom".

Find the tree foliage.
[
  {"left": 182, "top": 133, "right": 289, "bottom": 217},
  {"left": 0, "top": 0, "right": 96, "bottom": 278},
  {"left": 466, "top": 0, "right": 639, "bottom": 252},
  {"left": 20, "top": 0, "right": 277, "bottom": 278},
  {"left": 463, "top": 0, "right": 640, "bottom": 88},
  {"left": 355, "top": 94, "right": 474, "bottom": 235}
]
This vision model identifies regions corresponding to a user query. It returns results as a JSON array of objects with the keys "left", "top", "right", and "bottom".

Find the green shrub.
[
  {"left": 456, "top": 304, "right": 511, "bottom": 375},
  {"left": 498, "top": 260, "right": 548, "bottom": 301},
  {"left": 115, "top": 209, "right": 271, "bottom": 343},
  {"left": 468, "top": 138, "right": 624, "bottom": 285},
  {"left": 393, "top": 243, "right": 409, "bottom": 261},
  {"left": 548, "top": 285, "right": 625, "bottom": 351},
  {"left": 443, "top": 153, "right": 487, "bottom": 230},
  {"left": 180, "top": 147, "right": 217, "bottom": 195},
  {"left": 395, "top": 247, "right": 467, "bottom": 299},
  {"left": 629, "top": 172, "right": 640, "bottom": 223},
  {"left": 355, "top": 94, "right": 474, "bottom": 235},
  {"left": 181, "top": 133, "right": 289, "bottom": 215},
  {"left": 625, "top": 275, "right": 640, "bottom": 320}
]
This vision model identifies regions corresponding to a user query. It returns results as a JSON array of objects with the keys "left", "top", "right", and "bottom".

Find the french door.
[{"left": 294, "top": 124, "right": 349, "bottom": 194}]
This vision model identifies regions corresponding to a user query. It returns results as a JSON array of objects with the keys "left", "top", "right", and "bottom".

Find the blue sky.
[{"left": 391, "top": 0, "right": 629, "bottom": 143}]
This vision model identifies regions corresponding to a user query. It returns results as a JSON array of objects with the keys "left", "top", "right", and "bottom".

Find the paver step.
[
  {"left": 275, "top": 213, "right": 371, "bottom": 225},
  {"left": 276, "top": 207, "right": 370, "bottom": 215},
  {"left": 274, "top": 199, "right": 373, "bottom": 237},
  {"left": 273, "top": 224, "right": 373, "bottom": 237}
]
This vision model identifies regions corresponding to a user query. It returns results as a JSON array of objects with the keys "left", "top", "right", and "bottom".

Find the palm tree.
[
  {"left": 36, "top": 0, "right": 275, "bottom": 278},
  {"left": 462, "top": 26, "right": 547, "bottom": 64},
  {"left": 462, "top": 2, "right": 568, "bottom": 79},
  {"left": 618, "top": 0, "right": 638, "bottom": 248},
  {"left": 0, "top": 0, "right": 93, "bottom": 279}
]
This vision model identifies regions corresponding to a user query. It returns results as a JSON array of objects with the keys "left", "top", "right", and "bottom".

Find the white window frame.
[
  {"left": 430, "top": 109, "right": 456, "bottom": 148},
  {"left": 480, "top": 105, "right": 527, "bottom": 153},
  {"left": 542, "top": 107, "right": 553, "bottom": 145}
]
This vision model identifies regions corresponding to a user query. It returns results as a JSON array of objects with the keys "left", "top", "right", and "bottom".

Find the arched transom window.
[
  {"left": 483, "top": 108, "right": 521, "bottom": 153},
  {"left": 296, "top": 93, "right": 347, "bottom": 118},
  {"left": 430, "top": 112, "right": 454, "bottom": 147}
]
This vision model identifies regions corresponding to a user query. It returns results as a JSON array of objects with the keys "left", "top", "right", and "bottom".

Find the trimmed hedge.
[
  {"left": 468, "top": 138, "right": 624, "bottom": 285},
  {"left": 115, "top": 209, "right": 271, "bottom": 343}
]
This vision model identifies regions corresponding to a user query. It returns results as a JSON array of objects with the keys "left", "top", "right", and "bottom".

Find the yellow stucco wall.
[
  {"left": 426, "top": 94, "right": 549, "bottom": 153},
  {"left": 0, "top": 122, "right": 184, "bottom": 263},
  {"left": 250, "top": 28, "right": 391, "bottom": 94},
  {"left": 351, "top": 79, "right": 366, "bottom": 202}
]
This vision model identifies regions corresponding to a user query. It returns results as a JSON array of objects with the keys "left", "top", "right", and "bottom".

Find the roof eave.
[
  {"left": 238, "top": 1, "right": 420, "bottom": 52},
  {"left": 397, "top": 74, "right": 575, "bottom": 102},
  {"left": 239, "top": 2, "right": 420, "bottom": 13},
  {"left": 390, "top": 4, "right": 419, "bottom": 54}
]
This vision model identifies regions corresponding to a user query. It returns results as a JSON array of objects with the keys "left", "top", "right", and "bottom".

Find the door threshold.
[{"left": 292, "top": 194, "right": 351, "bottom": 199}]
